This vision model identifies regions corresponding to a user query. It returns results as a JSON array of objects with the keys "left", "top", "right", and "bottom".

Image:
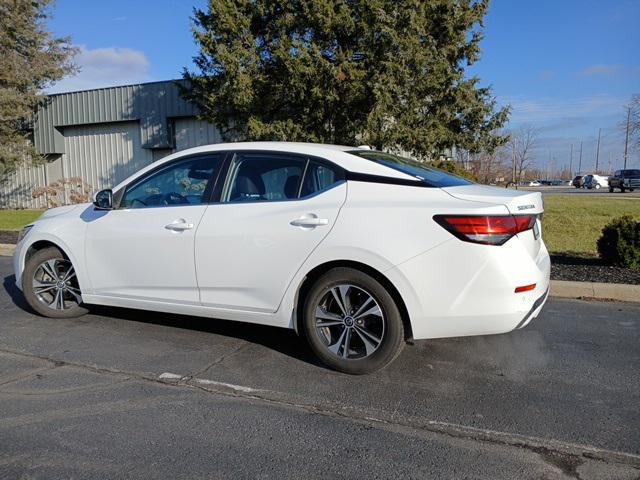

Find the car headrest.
[{"left": 284, "top": 175, "right": 300, "bottom": 199}]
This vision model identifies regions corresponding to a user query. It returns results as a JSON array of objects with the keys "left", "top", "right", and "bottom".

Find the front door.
[{"left": 85, "top": 154, "right": 223, "bottom": 304}]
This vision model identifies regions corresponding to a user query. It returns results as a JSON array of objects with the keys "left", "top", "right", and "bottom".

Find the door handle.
[
  {"left": 165, "top": 220, "right": 194, "bottom": 231},
  {"left": 290, "top": 215, "right": 329, "bottom": 228}
]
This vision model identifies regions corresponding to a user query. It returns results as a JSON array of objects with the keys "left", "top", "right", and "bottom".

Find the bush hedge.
[{"left": 596, "top": 215, "right": 640, "bottom": 270}]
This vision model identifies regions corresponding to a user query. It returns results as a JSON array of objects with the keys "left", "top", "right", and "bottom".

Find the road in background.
[
  {"left": 517, "top": 186, "right": 640, "bottom": 198},
  {"left": 1, "top": 257, "right": 639, "bottom": 479}
]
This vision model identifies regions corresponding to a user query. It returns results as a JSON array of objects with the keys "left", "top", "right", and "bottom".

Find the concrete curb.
[
  {"left": 0, "top": 243, "right": 637, "bottom": 303},
  {"left": 550, "top": 280, "right": 640, "bottom": 303}
]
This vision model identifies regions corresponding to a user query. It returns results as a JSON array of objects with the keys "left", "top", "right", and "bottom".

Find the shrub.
[
  {"left": 596, "top": 215, "right": 640, "bottom": 270},
  {"left": 32, "top": 177, "right": 93, "bottom": 209}
]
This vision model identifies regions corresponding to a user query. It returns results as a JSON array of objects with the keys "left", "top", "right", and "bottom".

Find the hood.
[
  {"left": 442, "top": 185, "right": 544, "bottom": 215},
  {"left": 38, "top": 203, "right": 88, "bottom": 221}
]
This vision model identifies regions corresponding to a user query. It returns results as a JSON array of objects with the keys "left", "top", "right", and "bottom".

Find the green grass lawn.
[
  {"left": 542, "top": 196, "right": 640, "bottom": 256},
  {"left": 0, "top": 209, "right": 44, "bottom": 231}
]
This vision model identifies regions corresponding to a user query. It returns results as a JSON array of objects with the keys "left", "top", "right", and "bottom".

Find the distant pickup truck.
[{"left": 608, "top": 169, "right": 640, "bottom": 192}]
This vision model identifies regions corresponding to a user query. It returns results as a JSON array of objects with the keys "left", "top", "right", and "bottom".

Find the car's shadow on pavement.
[
  {"left": 3, "top": 273, "right": 320, "bottom": 368},
  {"left": 3, "top": 273, "right": 33, "bottom": 312}
]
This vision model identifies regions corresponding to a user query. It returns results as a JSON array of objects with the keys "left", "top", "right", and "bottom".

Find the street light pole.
[
  {"left": 578, "top": 141, "right": 583, "bottom": 173},
  {"left": 569, "top": 143, "right": 573, "bottom": 177},
  {"left": 623, "top": 107, "right": 631, "bottom": 169},
  {"left": 595, "top": 128, "right": 601, "bottom": 173}
]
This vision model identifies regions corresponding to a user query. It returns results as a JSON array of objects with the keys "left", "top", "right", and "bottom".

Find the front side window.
[
  {"left": 121, "top": 155, "right": 221, "bottom": 209},
  {"left": 223, "top": 153, "right": 305, "bottom": 203}
]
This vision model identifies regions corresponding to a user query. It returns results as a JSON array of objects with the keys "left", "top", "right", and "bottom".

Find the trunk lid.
[{"left": 441, "top": 185, "right": 544, "bottom": 215}]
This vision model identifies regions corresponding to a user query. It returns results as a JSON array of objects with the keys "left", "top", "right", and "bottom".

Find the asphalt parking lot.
[{"left": 1, "top": 256, "right": 639, "bottom": 479}]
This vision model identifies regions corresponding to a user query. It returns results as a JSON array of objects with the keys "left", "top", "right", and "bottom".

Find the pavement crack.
[{"left": 188, "top": 342, "right": 251, "bottom": 379}]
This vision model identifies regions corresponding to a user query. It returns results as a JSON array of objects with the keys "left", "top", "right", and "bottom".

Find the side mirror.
[{"left": 93, "top": 189, "right": 114, "bottom": 210}]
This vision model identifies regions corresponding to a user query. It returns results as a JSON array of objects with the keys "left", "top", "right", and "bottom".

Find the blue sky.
[{"left": 47, "top": 0, "right": 640, "bottom": 172}]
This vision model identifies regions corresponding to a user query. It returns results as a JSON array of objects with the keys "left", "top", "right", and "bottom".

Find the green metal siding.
[{"left": 34, "top": 80, "right": 198, "bottom": 154}]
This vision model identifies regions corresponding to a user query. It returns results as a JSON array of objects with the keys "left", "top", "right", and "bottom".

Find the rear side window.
[
  {"left": 347, "top": 150, "right": 472, "bottom": 187},
  {"left": 623, "top": 169, "right": 640, "bottom": 177},
  {"left": 300, "top": 161, "right": 343, "bottom": 197},
  {"left": 222, "top": 153, "right": 305, "bottom": 203}
]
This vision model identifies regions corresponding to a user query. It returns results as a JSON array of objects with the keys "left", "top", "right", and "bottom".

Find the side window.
[
  {"left": 614, "top": 170, "right": 621, "bottom": 177},
  {"left": 121, "top": 155, "right": 221, "bottom": 209},
  {"left": 300, "top": 161, "right": 343, "bottom": 197},
  {"left": 223, "top": 153, "right": 305, "bottom": 203}
]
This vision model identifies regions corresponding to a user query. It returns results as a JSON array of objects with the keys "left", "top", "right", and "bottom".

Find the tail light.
[{"left": 434, "top": 215, "right": 537, "bottom": 246}]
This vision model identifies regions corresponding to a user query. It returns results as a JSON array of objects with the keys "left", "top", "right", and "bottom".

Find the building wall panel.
[{"left": 61, "top": 121, "right": 154, "bottom": 192}]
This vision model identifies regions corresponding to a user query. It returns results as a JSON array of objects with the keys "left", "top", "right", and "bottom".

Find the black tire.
[
  {"left": 302, "top": 267, "right": 404, "bottom": 374},
  {"left": 22, "top": 247, "right": 89, "bottom": 318},
  {"left": 630, "top": 189, "right": 635, "bottom": 192},
  {"left": 621, "top": 186, "right": 626, "bottom": 193},
  {"left": 609, "top": 187, "right": 614, "bottom": 193}
]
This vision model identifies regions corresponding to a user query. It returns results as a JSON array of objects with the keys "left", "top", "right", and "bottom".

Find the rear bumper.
[{"left": 385, "top": 235, "right": 550, "bottom": 340}]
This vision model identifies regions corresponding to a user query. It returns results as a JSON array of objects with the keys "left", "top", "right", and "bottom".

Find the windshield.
[{"left": 347, "top": 150, "right": 473, "bottom": 187}]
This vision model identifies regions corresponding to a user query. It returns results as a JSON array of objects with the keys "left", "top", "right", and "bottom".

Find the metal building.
[{"left": 0, "top": 80, "right": 221, "bottom": 208}]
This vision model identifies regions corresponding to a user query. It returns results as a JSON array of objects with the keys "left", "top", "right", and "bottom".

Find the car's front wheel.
[
  {"left": 302, "top": 267, "right": 405, "bottom": 374},
  {"left": 22, "top": 247, "right": 88, "bottom": 318}
]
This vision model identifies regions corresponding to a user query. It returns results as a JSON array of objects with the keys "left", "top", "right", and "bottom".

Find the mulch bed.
[
  {"left": 2, "top": 229, "right": 637, "bottom": 285},
  {"left": 550, "top": 254, "right": 640, "bottom": 285},
  {"left": 0, "top": 230, "right": 18, "bottom": 244}
]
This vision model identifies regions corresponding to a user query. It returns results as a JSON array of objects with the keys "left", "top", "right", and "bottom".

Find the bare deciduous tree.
[
  {"left": 508, "top": 126, "right": 538, "bottom": 184},
  {"left": 630, "top": 94, "right": 640, "bottom": 150}
]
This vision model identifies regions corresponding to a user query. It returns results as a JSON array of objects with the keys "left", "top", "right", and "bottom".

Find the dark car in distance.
[
  {"left": 571, "top": 175, "right": 584, "bottom": 188},
  {"left": 608, "top": 169, "right": 640, "bottom": 192}
]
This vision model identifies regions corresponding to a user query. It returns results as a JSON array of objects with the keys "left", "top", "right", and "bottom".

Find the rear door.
[{"left": 195, "top": 151, "right": 346, "bottom": 313}]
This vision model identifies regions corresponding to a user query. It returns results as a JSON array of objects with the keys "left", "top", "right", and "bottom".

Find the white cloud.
[
  {"left": 580, "top": 64, "right": 621, "bottom": 76},
  {"left": 505, "top": 94, "right": 626, "bottom": 125},
  {"left": 47, "top": 46, "right": 151, "bottom": 94}
]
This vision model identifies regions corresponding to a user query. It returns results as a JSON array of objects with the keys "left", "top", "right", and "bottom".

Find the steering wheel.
[{"left": 162, "top": 192, "right": 189, "bottom": 205}]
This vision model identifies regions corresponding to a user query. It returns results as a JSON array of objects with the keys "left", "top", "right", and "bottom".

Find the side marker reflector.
[{"left": 515, "top": 284, "right": 536, "bottom": 293}]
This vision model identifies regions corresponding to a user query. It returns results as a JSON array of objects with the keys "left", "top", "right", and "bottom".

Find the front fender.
[{"left": 15, "top": 231, "right": 90, "bottom": 295}]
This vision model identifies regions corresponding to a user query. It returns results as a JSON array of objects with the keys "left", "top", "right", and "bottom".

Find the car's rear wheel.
[
  {"left": 302, "top": 267, "right": 404, "bottom": 374},
  {"left": 22, "top": 247, "right": 88, "bottom": 318}
]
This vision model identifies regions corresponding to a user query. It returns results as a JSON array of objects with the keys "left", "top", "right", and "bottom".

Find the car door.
[
  {"left": 195, "top": 151, "right": 347, "bottom": 313},
  {"left": 85, "top": 154, "right": 223, "bottom": 304}
]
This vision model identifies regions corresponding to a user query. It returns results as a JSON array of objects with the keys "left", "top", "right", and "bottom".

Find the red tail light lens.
[{"left": 434, "top": 215, "right": 537, "bottom": 245}]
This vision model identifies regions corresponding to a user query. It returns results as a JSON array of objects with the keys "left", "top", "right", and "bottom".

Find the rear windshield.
[
  {"left": 347, "top": 150, "right": 473, "bottom": 187},
  {"left": 622, "top": 169, "right": 640, "bottom": 177}
]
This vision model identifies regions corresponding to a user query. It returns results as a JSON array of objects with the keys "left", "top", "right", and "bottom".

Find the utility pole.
[
  {"left": 595, "top": 128, "right": 601, "bottom": 173},
  {"left": 578, "top": 141, "right": 583, "bottom": 174},
  {"left": 623, "top": 106, "right": 631, "bottom": 169},
  {"left": 569, "top": 143, "right": 573, "bottom": 177}
]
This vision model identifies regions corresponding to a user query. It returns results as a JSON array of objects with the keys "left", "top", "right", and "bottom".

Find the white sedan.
[{"left": 13, "top": 143, "right": 550, "bottom": 374}]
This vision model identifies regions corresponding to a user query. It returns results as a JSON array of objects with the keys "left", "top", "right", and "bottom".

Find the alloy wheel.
[
  {"left": 315, "top": 284, "right": 385, "bottom": 360},
  {"left": 32, "top": 258, "right": 82, "bottom": 310}
]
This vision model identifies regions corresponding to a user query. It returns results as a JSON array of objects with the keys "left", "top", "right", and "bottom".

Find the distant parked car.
[
  {"left": 608, "top": 169, "right": 640, "bottom": 192},
  {"left": 583, "top": 174, "right": 609, "bottom": 190},
  {"left": 571, "top": 176, "right": 584, "bottom": 188},
  {"left": 528, "top": 180, "right": 541, "bottom": 187}
]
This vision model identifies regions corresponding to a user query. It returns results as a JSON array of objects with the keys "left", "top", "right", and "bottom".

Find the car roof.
[{"left": 112, "top": 142, "right": 416, "bottom": 191}]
